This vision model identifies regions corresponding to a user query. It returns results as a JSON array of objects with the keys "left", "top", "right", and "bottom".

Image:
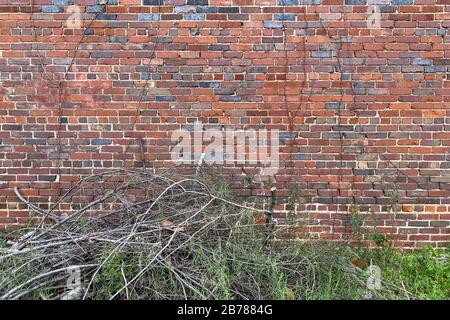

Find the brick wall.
[{"left": 0, "top": 0, "right": 449, "bottom": 248}]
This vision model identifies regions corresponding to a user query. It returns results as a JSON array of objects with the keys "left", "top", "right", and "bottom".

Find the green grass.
[{"left": 353, "top": 246, "right": 449, "bottom": 300}]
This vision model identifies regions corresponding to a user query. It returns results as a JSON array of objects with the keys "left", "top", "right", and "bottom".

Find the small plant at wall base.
[
  {"left": 349, "top": 201, "right": 364, "bottom": 246},
  {"left": 369, "top": 225, "right": 390, "bottom": 248}
]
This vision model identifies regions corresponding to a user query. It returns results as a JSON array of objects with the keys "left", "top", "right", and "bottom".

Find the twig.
[{"left": 14, "top": 187, "right": 60, "bottom": 223}]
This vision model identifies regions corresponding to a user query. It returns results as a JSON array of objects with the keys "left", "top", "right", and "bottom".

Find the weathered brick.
[
  {"left": 97, "top": 13, "right": 117, "bottom": 20},
  {"left": 143, "top": 0, "right": 163, "bottom": 4},
  {"left": 138, "top": 14, "right": 160, "bottom": 21},
  {"left": 86, "top": 6, "right": 105, "bottom": 13},
  {"left": 292, "top": 154, "right": 310, "bottom": 160},
  {"left": 412, "top": 58, "right": 432, "bottom": 66},
  {"left": 392, "top": 0, "right": 412, "bottom": 4},
  {"left": 273, "top": 14, "right": 296, "bottom": 21},
  {"left": 325, "top": 103, "right": 345, "bottom": 110},
  {"left": 91, "top": 139, "right": 112, "bottom": 145},
  {"left": 41, "top": 6, "right": 63, "bottom": 13},
  {"left": 218, "top": 7, "right": 239, "bottom": 13},
  {"left": 53, "top": 0, "right": 73, "bottom": 5},
  {"left": 434, "top": 59, "right": 450, "bottom": 65},
  {"left": 183, "top": 13, "right": 205, "bottom": 20},
  {"left": 91, "top": 52, "right": 112, "bottom": 58},
  {"left": 187, "top": 0, "right": 208, "bottom": 5},
  {"left": 264, "top": 21, "right": 283, "bottom": 29},
  {"left": 107, "top": 36, "right": 128, "bottom": 43},
  {"left": 345, "top": 0, "right": 366, "bottom": 4},
  {"left": 312, "top": 51, "right": 332, "bottom": 58}
]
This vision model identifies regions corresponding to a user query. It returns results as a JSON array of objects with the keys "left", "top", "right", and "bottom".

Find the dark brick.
[
  {"left": 143, "top": 0, "right": 163, "bottom": 4},
  {"left": 187, "top": 0, "right": 208, "bottom": 5},
  {"left": 97, "top": 14, "right": 117, "bottom": 20},
  {"left": 434, "top": 59, "right": 450, "bottom": 65},
  {"left": 218, "top": 7, "right": 239, "bottom": 13},
  {"left": 91, "top": 139, "right": 112, "bottom": 145}
]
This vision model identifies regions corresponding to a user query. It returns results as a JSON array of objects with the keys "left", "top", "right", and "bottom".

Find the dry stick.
[
  {"left": 0, "top": 235, "right": 99, "bottom": 260},
  {"left": 138, "top": 137, "right": 147, "bottom": 173},
  {"left": 49, "top": 169, "right": 130, "bottom": 213},
  {"left": 14, "top": 187, "right": 60, "bottom": 223},
  {"left": 10, "top": 277, "right": 68, "bottom": 301},
  {"left": 2, "top": 252, "right": 81, "bottom": 296},
  {"left": 1, "top": 264, "right": 98, "bottom": 300},
  {"left": 40, "top": 175, "right": 153, "bottom": 236},
  {"left": 0, "top": 251, "right": 72, "bottom": 288},
  {"left": 49, "top": 168, "right": 178, "bottom": 217},
  {"left": 52, "top": 179, "right": 153, "bottom": 229},
  {"left": 29, "top": 187, "right": 123, "bottom": 243},
  {"left": 120, "top": 261, "right": 130, "bottom": 300}
]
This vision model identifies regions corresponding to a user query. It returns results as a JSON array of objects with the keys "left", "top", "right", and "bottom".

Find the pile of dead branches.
[
  {"left": 0, "top": 169, "right": 272, "bottom": 299},
  {"left": 0, "top": 169, "right": 412, "bottom": 300}
]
